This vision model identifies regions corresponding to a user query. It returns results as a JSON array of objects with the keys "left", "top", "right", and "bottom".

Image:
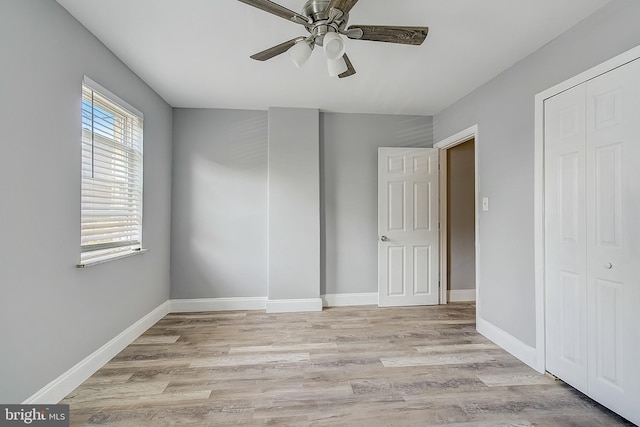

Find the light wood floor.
[{"left": 62, "top": 304, "right": 634, "bottom": 426}]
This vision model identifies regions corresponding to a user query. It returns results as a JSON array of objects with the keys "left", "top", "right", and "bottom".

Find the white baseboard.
[
  {"left": 477, "top": 316, "right": 539, "bottom": 371},
  {"left": 171, "top": 294, "right": 379, "bottom": 312},
  {"left": 23, "top": 301, "right": 170, "bottom": 404},
  {"left": 448, "top": 289, "right": 476, "bottom": 302},
  {"left": 322, "top": 293, "right": 378, "bottom": 307},
  {"left": 170, "top": 297, "right": 267, "bottom": 313},
  {"left": 266, "top": 298, "right": 323, "bottom": 313}
]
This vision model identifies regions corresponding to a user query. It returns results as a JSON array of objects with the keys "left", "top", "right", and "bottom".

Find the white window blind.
[{"left": 80, "top": 78, "right": 143, "bottom": 264}]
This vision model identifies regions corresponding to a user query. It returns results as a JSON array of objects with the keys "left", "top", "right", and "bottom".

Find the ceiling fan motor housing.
[{"left": 302, "top": 0, "right": 349, "bottom": 46}]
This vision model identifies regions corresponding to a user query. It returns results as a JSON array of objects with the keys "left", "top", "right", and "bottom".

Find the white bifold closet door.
[{"left": 544, "top": 58, "right": 640, "bottom": 425}]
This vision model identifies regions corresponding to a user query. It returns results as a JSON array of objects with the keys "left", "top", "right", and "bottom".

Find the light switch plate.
[{"left": 482, "top": 197, "right": 489, "bottom": 212}]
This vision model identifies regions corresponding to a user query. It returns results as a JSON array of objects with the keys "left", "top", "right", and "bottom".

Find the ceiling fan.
[{"left": 237, "top": 0, "right": 429, "bottom": 78}]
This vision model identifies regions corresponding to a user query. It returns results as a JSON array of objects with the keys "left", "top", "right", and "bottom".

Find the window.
[{"left": 79, "top": 77, "right": 144, "bottom": 266}]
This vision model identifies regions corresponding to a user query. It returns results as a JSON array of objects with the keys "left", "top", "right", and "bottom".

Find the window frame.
[{"left": 77, "top": 76, "right": 146, "bottom": 267}]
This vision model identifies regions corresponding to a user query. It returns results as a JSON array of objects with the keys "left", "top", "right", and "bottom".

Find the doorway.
[
  {"left": 434, "top": 125, "right": 479, "bottom": 305},
  {"left": 446, "top": 139, "right": 476, "bottom": 302}
]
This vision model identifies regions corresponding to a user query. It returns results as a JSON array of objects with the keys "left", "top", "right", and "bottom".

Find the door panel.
[
  {"left": 559, "top": 271, "right": 580, "bottom": 364},
  {"left": 544, "top": 83, "right": 589, "bottom": 393},
  {"left": 593, "top": 143, "right": 622, "bottom": 247},
  {"left": 413, "top": 182, "right": 431, "bottom": 231},
  {"left": 585, "top": 58, "right": 640, "bottom": 421},
  {"left": 593, "top": 279, "right": 623, "bottom": 389},
  {"left": 378, "top": 148, "right": 439, "bottom": 307},
  {"left": 559, "top": 152, "right": 580, "bottom": 241},
  {"left": 387, "top": 246, "right": 405, "bottom": 296},
  {"left": 413, "top": 246, "right": 431, "bottom": 295},
  {"left": 387, "top": 182, "right": 406, "bottom": 231}
]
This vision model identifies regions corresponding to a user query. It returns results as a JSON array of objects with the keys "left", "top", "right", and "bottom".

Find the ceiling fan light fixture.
[
  {"left": 288, "top": 40, "right": 313, "bottom": 68},
  {"left": 323, "top": 31, "right": 345, "bottom": 61},
  {"left": 327, "top": 56, "right": 348, "bottom": 77}
]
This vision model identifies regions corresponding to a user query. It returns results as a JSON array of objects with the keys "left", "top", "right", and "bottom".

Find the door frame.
[
  {"left": 533, "top": 44, "right": 640, "bottom": 374},
  {"left": 433, "top": 125, "right": 480, "bottom": 306}
]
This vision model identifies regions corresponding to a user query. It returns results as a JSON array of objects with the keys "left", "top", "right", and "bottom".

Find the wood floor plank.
[
  {"left": 415, "top": 343, "right": 499, "bottom": 353},
  {"left": 189, "top": 352, "right": 311, "bottom": 368},
  {"left": 381, "top": 353, "right": 496, "bottom": 367},
  {"left": 228, "top": 342, "right": 338, "bottom": 354},
  {"left": 131, "top": 335, "right": 180, "bottom": 345},
  {"left": 61, "top": 304, "right": 634, "bottom": 426},
  {"left": 477, "top": 371, "right": 553, "bottom": 387}
]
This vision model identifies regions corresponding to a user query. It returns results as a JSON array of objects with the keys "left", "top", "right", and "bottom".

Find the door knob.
[
  {"left": 380, "top": 235, "right": 389, "bottom": 242},
  {"left": 604, "top": 262, "right": 613, "bottom": 269}
]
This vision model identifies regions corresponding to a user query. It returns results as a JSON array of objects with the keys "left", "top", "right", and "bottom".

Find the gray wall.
[
  {"left": 447, "top": 139, "right": 476, "bottom": 292},
  {"left": 268, "top": 108, "right": 320, "bottom": 301},
  {"left": 434, "top": 0, "right": 640, "bottom": 346},
  {"left": 0, "top": 0, "right": 173, "bottom": 403},
  {"left": 170, "top": 110, "right": 433, "bottom": 299},
  {"left": 321, "top": 113, "right": 433, "bottom": 295},
  {"left": 170, "top": 109, "right": 268, "bottom": 299}
]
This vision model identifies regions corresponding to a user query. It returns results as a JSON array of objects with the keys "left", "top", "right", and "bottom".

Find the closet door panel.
[
  {"left": 544, "top": 84, "right": 588, "bottom": 393},
  {"left": 586, "top": 58, "right": 640, "bottom": 424}
]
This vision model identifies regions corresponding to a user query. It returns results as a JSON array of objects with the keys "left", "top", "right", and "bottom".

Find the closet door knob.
[
  {"left": 604, "top": 262, "right": 613, "bottom": 269},
  {"left": 380, "top": 235, "right": 389, "bottom": 242}
]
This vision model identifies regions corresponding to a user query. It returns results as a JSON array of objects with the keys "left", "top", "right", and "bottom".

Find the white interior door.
[
  {"left": 545, "top": 57, "right": 640, "bottom": 425},
  {"left": 378, "top": 147, "right": 439, "bottom": 307}
]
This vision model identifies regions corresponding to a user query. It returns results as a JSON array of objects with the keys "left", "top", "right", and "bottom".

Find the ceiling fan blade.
[
  {"left": 237, "top": 0, "right": 309, "bottom": 24},
  {"left": 250, "top": 38, "right": 300, "bottom": 61},
  {"left": 339, "top": 54, "right": 356, "bottom": 78},
  {"left": 347, "top": 25, "right": 429, "bottom": 45},
  {"left": 327, "top": 0, "right": 359, "bottom": 14}
]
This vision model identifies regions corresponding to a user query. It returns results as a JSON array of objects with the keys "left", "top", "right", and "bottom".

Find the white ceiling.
[{"left": 57, "top": 0, "right": 611, "bottom": 115}]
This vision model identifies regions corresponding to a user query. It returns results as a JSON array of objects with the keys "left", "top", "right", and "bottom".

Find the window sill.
[{"left": 76, "top": 248, "right": 149, "bottom": 268}]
